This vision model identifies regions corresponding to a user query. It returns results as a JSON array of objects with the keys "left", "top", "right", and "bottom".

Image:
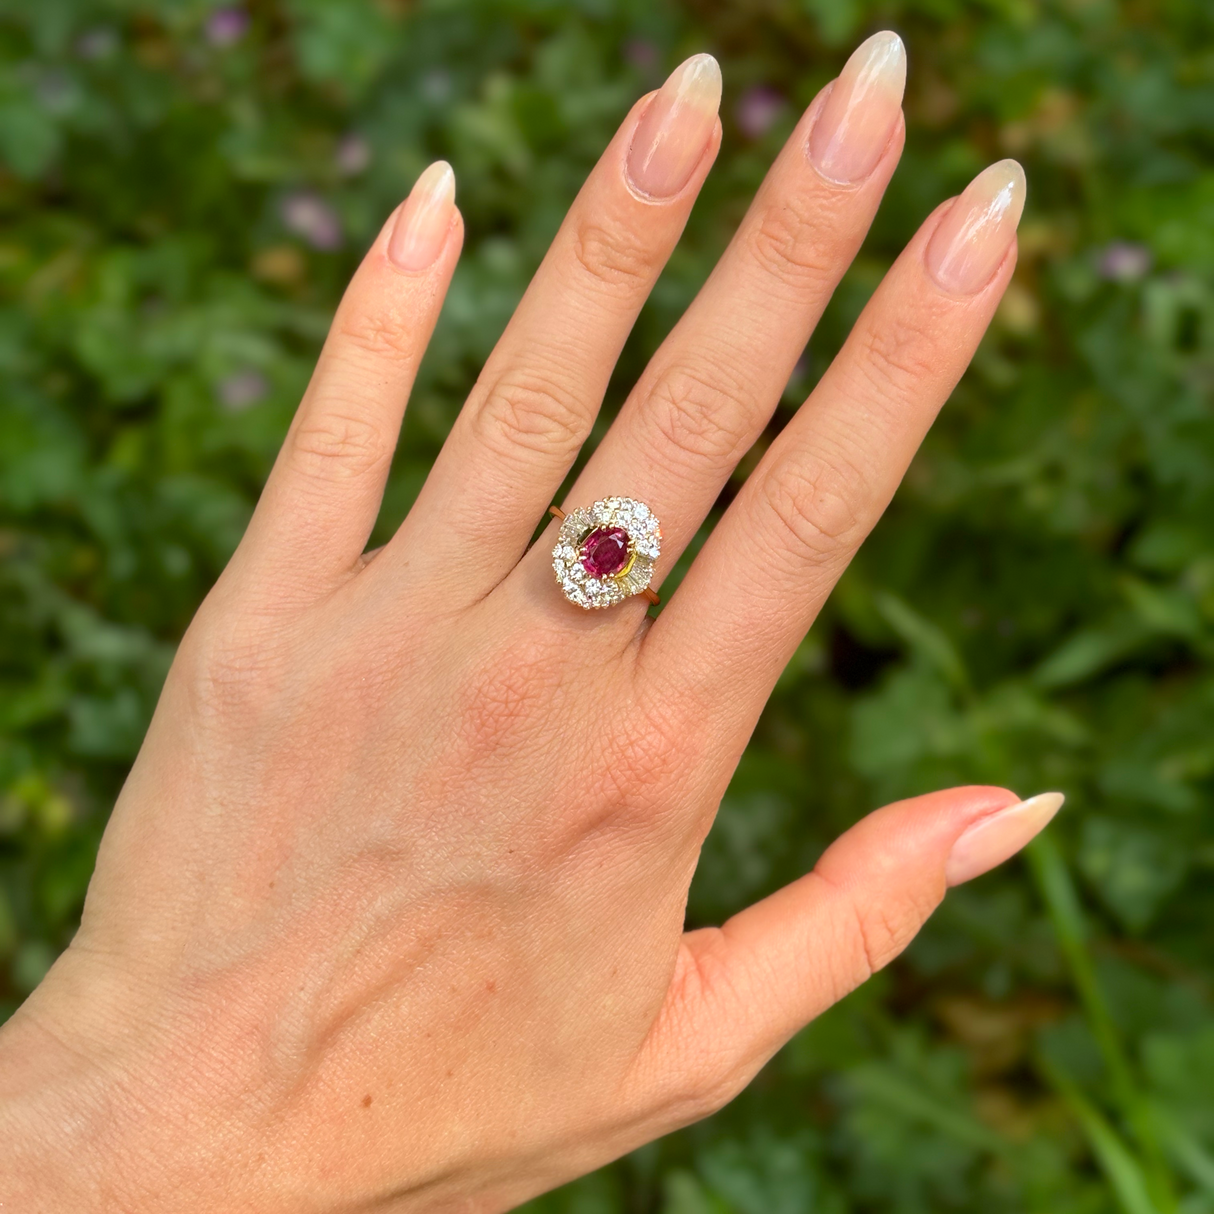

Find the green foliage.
[{"left": 2, "top": 0, "right": 1212, "bottom": 1209}]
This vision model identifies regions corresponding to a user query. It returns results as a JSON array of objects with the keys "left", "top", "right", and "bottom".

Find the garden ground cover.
[{"left": 2, "top": 2, "right": 1213, "bottom": 1210}]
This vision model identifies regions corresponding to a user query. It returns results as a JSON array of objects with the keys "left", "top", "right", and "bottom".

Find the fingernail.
[
  {"left": 808, "top": 31, "right": 906, "bottom": 185},
  {"left": 925, "top": 159, "right": 1027, "bottom": 294},
  {"left": 388, "top": 161, "right": 456, "bottom": 271},
  {"left": 626, "top": 53, "right": 722, "bottom": 199},
  {"left": 946, "top": 792, "right": 1065, "bottom": 886}
]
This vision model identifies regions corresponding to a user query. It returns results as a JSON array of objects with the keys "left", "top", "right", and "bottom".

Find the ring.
[{"left": 550, "top": 497, "right": 661, "bottom": 610}]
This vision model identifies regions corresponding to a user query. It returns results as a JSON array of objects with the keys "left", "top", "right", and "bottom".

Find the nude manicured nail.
[
  {"left": 388, "top": 161, "right": 456, "bottom": 271},
  {"left": 808, "top": 31, "right": 906, "bottom": 185},
  {"left": 946, "top": 791, "right": 1065, "bottom": 886},
  {"left": 627, "top": 53, "right": 722, "bottom": 199},
  {"left": 925, "top": 159, "right": 1027, "bottom": 294}
]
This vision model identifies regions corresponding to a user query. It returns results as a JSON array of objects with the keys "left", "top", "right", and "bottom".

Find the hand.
[{"left": 0, "top": 34, "right": 1060, "bottom": 1213}]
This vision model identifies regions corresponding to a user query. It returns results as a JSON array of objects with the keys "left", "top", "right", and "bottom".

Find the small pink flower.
[
  {"left": 218, "top": 370, "right": 269, "bottom": 412},
  {"left": 624, "top": 39, "right": 660, "bottom": 72},
  {"left": 335, "top": 133, "right": 371, "bottom": 176},
  {"left": 1098, "top": 241, "right": 1151, "bottom": 282},
  {"left": 735, "top": 85, "right": 785, "bottom": 140},
  {"left": 206, "top": 7, "right": 249, "bottom": 47},
  {"left": 281, "top": 192, "right": 343, "bottom": 251}
]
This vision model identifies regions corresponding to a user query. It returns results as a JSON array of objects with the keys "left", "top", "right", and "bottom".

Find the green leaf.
[
  {"left": 0, "top": 98, "right": 60, "bottom": 178},
  {"left": 1078, "top": 817, "right": 1189, "bottom": 932},
  {"left": 1042, "top": 1058, "right": 1165, "bottom": 1214},
  {"left": 874, "top": 592, "right": 970, "bottom": 694}
]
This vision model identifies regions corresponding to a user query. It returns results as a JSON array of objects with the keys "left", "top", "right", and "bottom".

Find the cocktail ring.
[{"left": 550, "top": 497, "right": 661, "bottom": 609}]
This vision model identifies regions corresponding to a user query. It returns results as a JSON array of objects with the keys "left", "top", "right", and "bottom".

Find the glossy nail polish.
[
  {"left": 808, "top": 31, "right": 906, "bottom": 185},
  {"left": 388, "top": 161, "right": 456, "bottom": 271},
  {"left": 925, "top": 159, "right": 1027, "bottom": 294},
  {"left": 627, "top": 53, "right": 722, "bottom": 199},
  {"left": 945, "top": 791, "right": 1065, "bottom": 886}
]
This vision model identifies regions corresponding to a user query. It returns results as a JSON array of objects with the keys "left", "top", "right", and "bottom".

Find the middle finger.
[{"left": 528, "top": 32, "right": 907, "bottom": 608}]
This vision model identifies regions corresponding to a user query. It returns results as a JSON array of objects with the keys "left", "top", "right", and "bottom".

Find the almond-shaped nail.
[
  {"left": 946, "top": 791, "right": 1065, "bottom": 886},
  {"left": 925, "top": 159, "right": 1027, "bottom": 294},
  {"left": 388, "top": 161, "right": 455, "bottom": 271},
  {"left": 808, "top": 31, "right": 906, "bottom": 185},
  {"left": 627, "top": 53, "right": 722, "bottom": 199}
]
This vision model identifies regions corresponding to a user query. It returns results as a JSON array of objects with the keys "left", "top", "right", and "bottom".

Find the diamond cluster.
[{"left": 552, "top": 496, "right": 661, "bottom": 609}]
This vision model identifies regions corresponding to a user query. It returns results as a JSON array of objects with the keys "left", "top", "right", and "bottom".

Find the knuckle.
[
  {"left": 810, "top": 865, "right": 942, "bottom": 1000},
  {"left": 851, "top": 899, "right": 900, "bottom": 977},
  {"left": 589, "top": 693, "right": 703, "bottom": 819},
  {"left": 651, "top": 938, "right": 760, "bottom": 1125},
  {"left": 451, "top": 638, "right": 564, "bottom": 767},
  {"left": 855, "top": 312, "right": 938, "bottom": 397},
  {"left": 290, "top": 411, "right": 390, "bottom": 481},
  {"left": 846, "top": 886, "right": 936, "bottom": 977},
  {"left": 643, "top": 363, "right": 754, "bottom": 469},
  {"left": 749, "top": 195, "right": 835, "bottom": 287},
  {"left": 334, "top": 305, "right": 420, "bottom": 362},
  {"left": 758, "top": 451, "right": 865, "bottom": 563},
  {"left": 470, "top": 369, "right": 587, "bottom": 464},
  {"left": 569, "top": 216, "right": 657, "bottom": 293},
  {"left": 182, "top": 618, "right": 286, "bottom": 725}
]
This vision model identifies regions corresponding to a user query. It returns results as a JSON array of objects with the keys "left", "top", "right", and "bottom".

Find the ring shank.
[{"left": 548, "top": 505, "right": 660, "bottom": 606}]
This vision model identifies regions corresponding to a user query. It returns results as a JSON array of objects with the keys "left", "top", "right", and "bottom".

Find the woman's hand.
[{"left": 0, "top": 33, "right": 1060, "bottom": 1213}]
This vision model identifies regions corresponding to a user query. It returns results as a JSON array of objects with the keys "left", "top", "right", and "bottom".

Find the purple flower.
[
  {"left": 206, "top": 7, "right": 249, "bottom": 47},
  {"left": 218, "top": 370, "right": 269, "bottom": 412},
  {"left": 735, "top": 85, "right": 785, "bottom": 140},
  {"left": 335, "top": 133, "right": 371, "bottom": 176},
  {"left": 1098, "top": 241, "right": 1152, "bottom": 282},
  {"left": 281, "top": 192, "right": 343, "bottom": 251},
  {"left": 624, "top": 39, "right": 660, "bottom": 72}
]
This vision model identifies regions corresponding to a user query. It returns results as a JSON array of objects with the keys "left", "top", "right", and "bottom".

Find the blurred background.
[{"left": 1, "top": 0, "right": 1213, "bottom": 1210}]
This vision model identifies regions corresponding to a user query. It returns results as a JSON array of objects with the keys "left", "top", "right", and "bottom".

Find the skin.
[{"left": 0, "top": 44, "right": 1041, "bottom": 1214}]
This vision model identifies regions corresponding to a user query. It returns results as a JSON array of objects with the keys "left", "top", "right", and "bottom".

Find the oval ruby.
[{"left": 579, "top": 526, "right": 631, "bottom": 578}]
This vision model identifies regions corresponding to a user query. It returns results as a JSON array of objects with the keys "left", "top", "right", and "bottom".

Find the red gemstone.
[{"left": 580, "top": 526, "right": 631, "bottom": 578}]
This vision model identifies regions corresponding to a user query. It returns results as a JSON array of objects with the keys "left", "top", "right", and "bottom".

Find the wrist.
[
  {"left": 0, "top": 988, "right": 121, "bottom": 1211},
  {"left": 0, "top": 948, "right": 423, "bottom": 1214},
  {"left": 0, "top": 950, "right": 210, "bottom": 1214}
]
